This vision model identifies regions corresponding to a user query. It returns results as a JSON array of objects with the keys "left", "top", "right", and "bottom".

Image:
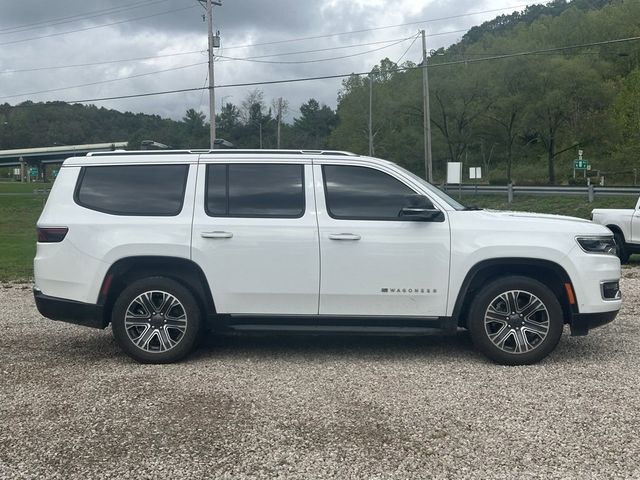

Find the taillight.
[{"left": 37, "top": 227, "right": 68, "bottom": 243}]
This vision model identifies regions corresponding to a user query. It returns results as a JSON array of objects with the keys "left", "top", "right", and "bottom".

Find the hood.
[
  {"left": 462, "top": 209, "right": 611, "bottom": 235},
  {"left": 484, "top": 209, "right": 592, "bottom": 224}
]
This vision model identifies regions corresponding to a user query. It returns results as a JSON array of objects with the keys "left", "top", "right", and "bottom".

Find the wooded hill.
[
  {"left": 1, "top": 0, "right": 639, "bottom": 184},
  {"left": 331, "top": 0, "right": 640, "bottom": 184}
]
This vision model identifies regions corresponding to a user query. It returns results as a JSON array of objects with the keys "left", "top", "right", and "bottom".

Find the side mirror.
[{"left": 399, "top": 195, "right": 445, "bottom": 222}]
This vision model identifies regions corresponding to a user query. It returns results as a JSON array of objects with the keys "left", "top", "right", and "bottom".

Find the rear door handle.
[
  {"left": 201, "top": 231, "right": 233, "bottom": 239},
  {"left": 328, "top": 233, "right": 361, "bottom": 241}
]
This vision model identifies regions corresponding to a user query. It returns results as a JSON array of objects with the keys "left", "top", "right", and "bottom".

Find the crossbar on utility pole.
[{"left": 421, "top": 30, "right": 433, "bottom": 182}]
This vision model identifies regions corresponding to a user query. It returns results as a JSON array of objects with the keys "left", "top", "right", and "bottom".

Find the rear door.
[
  {"left": 314, "top": 161, "right": 450, "bottom": 317},
  {"left": 192, "top": 157, "right": 320, "bottom": 315}
]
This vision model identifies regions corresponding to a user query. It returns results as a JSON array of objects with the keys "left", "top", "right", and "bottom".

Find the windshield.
[{"left": 401, "top": 167, "right": 466, "bottom": 210}]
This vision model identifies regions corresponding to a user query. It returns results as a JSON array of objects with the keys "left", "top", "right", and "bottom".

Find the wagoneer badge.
[{"left": 381, "top": 288, "right": 436, "bottom": 294}]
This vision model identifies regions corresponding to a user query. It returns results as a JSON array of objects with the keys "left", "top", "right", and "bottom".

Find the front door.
[
  {"left": 314, "top": 163, "right": 450, "bottom": 317},
  {"left": 192, "top": 160, "right": 319, "bottom": 315}
]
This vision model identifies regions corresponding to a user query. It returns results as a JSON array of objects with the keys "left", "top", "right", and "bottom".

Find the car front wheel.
[
  {"left": 468, "top": 276, "right": 564, "bottom": 365},
  {"left": 111, "top": 276, "right": 201, "bottom": 363}
]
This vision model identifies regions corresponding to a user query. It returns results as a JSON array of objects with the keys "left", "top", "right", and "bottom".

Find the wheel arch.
[
  {"left": 452, "top": 258, "right": 575, "bottom": 328},
  {"left": 98, "top": 256, "right": 216, "bottom": 325},
  {"left": 606, "top": 224, "right": 624, "bottom": 239}
]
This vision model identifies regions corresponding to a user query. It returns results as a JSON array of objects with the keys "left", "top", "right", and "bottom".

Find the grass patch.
[
  {"left": 0, "top": 195, "right": 43, "bottom": 281},
  {"left": 0, "top": 182, "right": 52, "bottom": 194}
]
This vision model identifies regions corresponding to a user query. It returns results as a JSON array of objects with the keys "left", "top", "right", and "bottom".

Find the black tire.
[
  {"left": 467, "top": 276, "right": 564, "bottom": 365},
  {"left": 111, "top": 276, "right": 202, "bottom": 364},
  {"left": 613, "top": 231, "right": 630, "bottom": 264}
]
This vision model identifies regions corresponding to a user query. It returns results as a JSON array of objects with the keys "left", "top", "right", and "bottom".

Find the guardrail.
[{"left": 441, "top": 184, "right": 640, "bottom": 202}]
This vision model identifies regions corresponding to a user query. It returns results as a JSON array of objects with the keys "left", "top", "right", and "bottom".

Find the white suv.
[{"left": 34, "top": 150, "right": 621, "bottom": 365}]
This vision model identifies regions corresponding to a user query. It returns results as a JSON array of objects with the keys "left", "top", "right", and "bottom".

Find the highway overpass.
[{"left": 0, "top": 142, "right": 128, "bottom": 181}]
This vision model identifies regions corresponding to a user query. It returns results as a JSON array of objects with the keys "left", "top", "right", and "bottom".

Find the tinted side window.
[
  {"left": 75, "top": 164, "right": 188, "bottom": 216},
  {"left": 207, "top": 164, "right": 227, "bottom": 216},
  {"left": 206, "top": 164, "right": 304, "bottom": 218},
  {"left": 323, "top": 165, "right": 416, "bottom": 220}
]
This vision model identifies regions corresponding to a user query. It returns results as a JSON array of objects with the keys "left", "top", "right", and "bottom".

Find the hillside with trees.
[
  {"left": 330, "top": 0, "right": 640, "bottom": 184},
  {"left": 1, "top": 0, "right": 640, "bottom": 184}
]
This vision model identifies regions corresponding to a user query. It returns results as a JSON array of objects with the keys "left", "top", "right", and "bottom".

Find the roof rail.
[{"left": 87, "top": 149, "right": 359, "bottom": 157}]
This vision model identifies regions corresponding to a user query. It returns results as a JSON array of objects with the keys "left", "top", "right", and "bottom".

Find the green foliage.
[
  {"left": 329, "top": 0, "right": 640, "bottom": 185},
  {"left": 0, "top": 89, "right": 340, "bottom": 152}
]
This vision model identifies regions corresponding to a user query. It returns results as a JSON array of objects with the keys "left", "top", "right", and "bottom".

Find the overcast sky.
[{"left": 0, "top": 0, "right": 532, "bottom": 124}]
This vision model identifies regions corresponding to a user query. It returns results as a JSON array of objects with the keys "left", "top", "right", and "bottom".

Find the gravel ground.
[{"left": 1, "top": 272, "right": 640, "bottom": 480}]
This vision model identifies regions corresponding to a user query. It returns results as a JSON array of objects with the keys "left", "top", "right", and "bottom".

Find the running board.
[{"left": 212, "top": 315, "right": 457, "bottom": 335}]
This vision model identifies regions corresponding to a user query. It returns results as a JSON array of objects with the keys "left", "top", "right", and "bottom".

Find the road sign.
[
  {"left": 469, "top": 167, "right": 482, "bottom": 179},
  {"left": 574, "top": 160, "right": 589, "bottom": 169},
  {"left": 447, "top": 162, "right": 462, "bottom": 184},
  {"left": 29, "top": 167, "right": 38, "bottom": 176}
]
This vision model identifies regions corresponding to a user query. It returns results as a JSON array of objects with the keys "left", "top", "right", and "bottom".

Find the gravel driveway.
[{"left": 1, "top": 270, "right": 639, "bottom": 480}]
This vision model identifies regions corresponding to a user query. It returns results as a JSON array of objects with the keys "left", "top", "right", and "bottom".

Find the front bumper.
[
  {"left": 33, "top": 288, "right": 107, "bottom": 329},
  {"left": 570, "top": 309, "right": 619, "bottom": 336}
]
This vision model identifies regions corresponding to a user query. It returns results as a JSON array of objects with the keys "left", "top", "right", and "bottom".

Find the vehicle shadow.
[
  {"left": 193, "top": 329, "right": 478, "bottom": 363},
  {"left": 28, "top": 323, "right": 615, "bottom": 367}
]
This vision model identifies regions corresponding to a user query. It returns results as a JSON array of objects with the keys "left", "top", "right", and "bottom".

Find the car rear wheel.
[
  {"left": 111, "top": 276, "right": 201, "bottom": 363},
  {"left": 468, "top": 276, "right": 564, "bottom": 365}
]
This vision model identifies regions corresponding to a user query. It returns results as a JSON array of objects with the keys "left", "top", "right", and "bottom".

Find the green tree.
[{"left": 292, "top": 99, "right": 337, "bottom": 149}]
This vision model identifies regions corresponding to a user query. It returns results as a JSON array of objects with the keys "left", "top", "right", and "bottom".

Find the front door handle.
[
  {"left": 328, "top": 233, "right": 361, "bottom": 241},
  {"left": 201, "top": 231, "right": 233, "bottom": 239}
]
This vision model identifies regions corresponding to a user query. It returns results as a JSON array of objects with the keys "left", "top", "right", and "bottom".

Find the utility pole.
[
  {"left": 421, "top": 29, "right": 433, "bottom": 182},
  {"left": 203, "top": 0, "right": 221, "bottom": 149},
  {"left": 368, "top": 74, "right": 373, "bottom": 156},
  {"left": 277, "top": 97, "right": 283, "bottom": 149}
]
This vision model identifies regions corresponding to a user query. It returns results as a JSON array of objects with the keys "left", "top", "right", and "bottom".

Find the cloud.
[{"left": 0, "top": 0, "right": 528, "bottom": 123}]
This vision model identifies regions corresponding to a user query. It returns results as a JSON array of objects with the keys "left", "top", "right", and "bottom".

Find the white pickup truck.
[{"left": 592, "top": 197, "right": 640, "bottom": 263}]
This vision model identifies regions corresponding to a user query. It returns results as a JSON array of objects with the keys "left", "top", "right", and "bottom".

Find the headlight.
[{"left": 576, "top": 236, "right": 617, "bottom": 255}]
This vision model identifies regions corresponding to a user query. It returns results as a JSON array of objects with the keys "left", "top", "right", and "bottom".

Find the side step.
[{"left": 212, "top": 315, "right": 457, "bottom": 335}]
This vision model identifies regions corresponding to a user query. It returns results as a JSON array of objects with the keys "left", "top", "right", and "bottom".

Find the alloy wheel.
[
  {"left": 483, "top": 290, "right": 550, "bottom": 354},
  {"left": 124, "top": 290, "right": 188, "bottom": 353}
]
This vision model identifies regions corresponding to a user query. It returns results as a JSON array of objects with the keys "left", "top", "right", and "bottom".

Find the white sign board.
[
  {"left": 469, "top": 167, "right": 482, "bottom": 179},
  {"left": 13, "top": 168, "right": 20, "bottom": 176},
  {"left": 447, "top": 162, "right": 462, "bottom": 184}
]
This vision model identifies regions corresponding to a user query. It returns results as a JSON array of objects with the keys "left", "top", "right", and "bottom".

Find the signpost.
[
  {"left": 447, "top": 162, "right": 462, "bottom": 199},
  {"left": 447, "top": 162, "right": 462, "bottom": 184},
  {"left": 469, "top": 167, "right": 482, "bottom": 195},
  {"left": 573, "top": 149, "right": 590, "bottom": 179}
]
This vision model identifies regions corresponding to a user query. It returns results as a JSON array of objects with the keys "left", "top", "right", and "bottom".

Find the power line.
[
  {"left": 0, "top": 36, "right": 421, "bottom": 75},
  {"left": 218, "top": 36, "right": 415, "bottom": 65},
  {"left": 0, "top": 37, "right": 412, "bottom": 99},
  {"left": 219, "top": 4, "right": 530, "bottom": 51},
  {"left": 0, "top": 24, "right": 472, "bottom": 76},
  {"left": 0, "top": 4, "right": 199, "bottom": 47},
  {"left": 0, "top": 36, "right": 415, "bottom": 99},
  {"left": 0, "top": 62, "right": 207, "bottom": 101},
  {"left": 427, "top": 35, "right": 640, "bottom": 68},
  {"left": 0, "top": 0, "right": 170, "bottom": 35},
  {"left": 9, "top": 35, "right": 640, "bottom": 106},
  {"left": 395, "top": 34, "right": 421, "bottom": 65},
  {"left": 0, "top": 50, "right": 207, "bottom": 75}
]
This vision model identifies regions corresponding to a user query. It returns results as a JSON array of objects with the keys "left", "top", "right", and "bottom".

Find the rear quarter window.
[{"left": 74, "top": 164, "right": 189, "bottom": 216}]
